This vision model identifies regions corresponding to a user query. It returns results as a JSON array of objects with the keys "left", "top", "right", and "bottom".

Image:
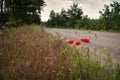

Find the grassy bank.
[{"left": 0, "top": 25, "right": 120, "bottom": 80}]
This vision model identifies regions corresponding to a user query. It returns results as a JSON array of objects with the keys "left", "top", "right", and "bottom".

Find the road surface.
[{"left": 46, "top": 28, "right": 120, "bottom": 61}]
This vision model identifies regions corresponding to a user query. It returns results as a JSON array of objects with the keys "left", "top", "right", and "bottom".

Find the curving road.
[{"left": 46, "top": 28, "right": 120, "bottom": 61}]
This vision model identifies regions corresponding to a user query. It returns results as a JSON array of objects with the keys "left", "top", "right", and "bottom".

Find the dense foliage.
[
  {"left": 46, "top": 3, "right": 83, "bottom": 28},
  {"left": 99, "top": 1, "right": 120, "bottom": 31},
  {"left": 0, "top": 0, "right": 45, "bottom": 27},
  {"left": 45, "top": 1, "right": 120, "bottom": 32}
]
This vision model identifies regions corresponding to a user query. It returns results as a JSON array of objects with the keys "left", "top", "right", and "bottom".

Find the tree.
[
  {"left": 77, "top": 15, "right": 89, "bottom": 29},
  {"left": 0, "top": 0, "right": 4, "bottom": 13},
  {"left": 110, "top": 1, "right": 120, "bottom": 31},
  {"left": 99, "top": 5, "right": 112, "bottom": 30},
  {"left": 67, "top": 3, "right": 83, "bottom": 28},
  {"left": 46, "top": 3, "right": 83, "bottom": 28},
  {"left": 49, "top": 10, "right": 56, "bottom": 21},
  {"left": 60, "top": 8, "right": 68, "bottom": 27},
  {"left": 48, "top": 10, "right": 56, "bottom": 27},
  {"left": 1, "top": 0, "right": 45, "bottom": 26},
  {"left": 99, "top": 1, "right": 120, "bottom": 31},
  {"left": 111, "top": 1, "right": 120, "bottom": 14},
  {"left": 0, "top": 0, "right": 8, "bottom": 27},
  {"left": 67, "top": 3, "right": 83, "bottom": 19}
]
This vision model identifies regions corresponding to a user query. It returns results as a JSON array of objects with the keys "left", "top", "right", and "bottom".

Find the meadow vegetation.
[{"left": 0, "top": 25, "right": 120, "bottom": 80}]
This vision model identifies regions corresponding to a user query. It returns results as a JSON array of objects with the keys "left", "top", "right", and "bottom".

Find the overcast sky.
[{"left": 41, "top": 0, "right": 120, "bottom": 21}]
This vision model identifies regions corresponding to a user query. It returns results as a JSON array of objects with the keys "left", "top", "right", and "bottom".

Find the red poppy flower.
[
  {"left": 81, "top": 38, "right": 90, "bottom": 43},
  {"left": 75, "top": 41, "right": 81, "bottom": 46},
  {"left": 68, "top": 40, "right": 74, "bottom": 44}
]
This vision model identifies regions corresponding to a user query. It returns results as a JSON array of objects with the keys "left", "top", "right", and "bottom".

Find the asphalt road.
[{"left": 46, "top": 28, "right": 120, "bottom": 61}]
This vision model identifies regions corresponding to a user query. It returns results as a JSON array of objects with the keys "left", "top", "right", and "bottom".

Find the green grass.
[{"left": 0, "top": 25, "right": 120, "bottom": 80}]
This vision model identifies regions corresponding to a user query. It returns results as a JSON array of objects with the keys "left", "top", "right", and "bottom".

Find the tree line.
[
  {"left": 45, "top": 1, "right": 120, "bottom": 32},
  {"left": 0, "top": 0, "right": 45, "bottom": 27}
]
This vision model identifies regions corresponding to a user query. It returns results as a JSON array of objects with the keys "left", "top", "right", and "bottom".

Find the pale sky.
[{"left": 41, "top": 0, "right": 120, "bottom": 21}]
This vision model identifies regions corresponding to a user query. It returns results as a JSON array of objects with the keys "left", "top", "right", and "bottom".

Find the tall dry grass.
[{"left": 0, "top": 25, "right": 63, "bottom": 80}]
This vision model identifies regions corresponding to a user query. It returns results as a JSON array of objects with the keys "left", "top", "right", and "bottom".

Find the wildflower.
[
  {"left": 81, "top": 38, "right": 90, "bottom": 43},
  {"left": 68, "top": 40, "right": 74, "bottom": 44},
  {"left": 75, "top": 41, "right": 81, "bottom": 46},
  {"left": 103, "top": 48, "right": 107, "bottom": 51}
]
